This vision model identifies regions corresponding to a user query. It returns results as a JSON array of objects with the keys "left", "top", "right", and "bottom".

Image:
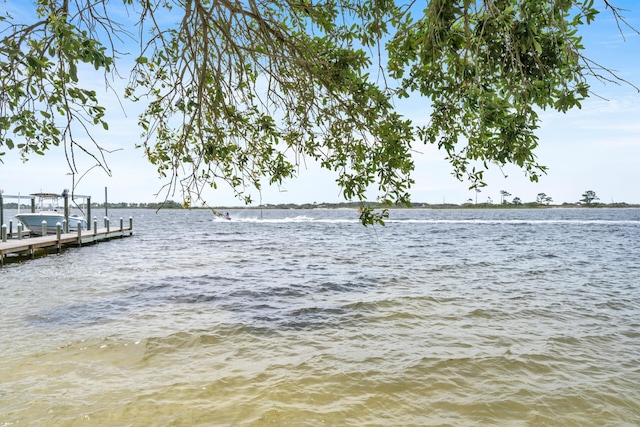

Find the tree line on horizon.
[
  {"left": 3, "top": 190, "right": 633, "bottom": 210},
  {"left": 467, "top": 190, "right": 606, "bottom": 206}
]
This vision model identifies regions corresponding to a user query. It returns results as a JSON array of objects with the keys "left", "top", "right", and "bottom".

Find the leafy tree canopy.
[
  {"left": 581, "top": 189, "right": 599, "bottom": 204},
  {"left": 0, "top": 0, "right": 637, "bottom": 224}
]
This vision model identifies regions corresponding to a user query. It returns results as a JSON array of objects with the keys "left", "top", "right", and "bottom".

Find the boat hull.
[{"left": 15, "top": 212, "right": 87, "bottom": 236}]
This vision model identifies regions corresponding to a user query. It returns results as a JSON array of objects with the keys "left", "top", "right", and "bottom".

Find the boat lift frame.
[{"left": 0, "top": 191, "right": 93, "bottom": 231}]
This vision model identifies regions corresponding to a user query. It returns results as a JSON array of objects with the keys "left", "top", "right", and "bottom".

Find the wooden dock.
[{"left": 0, "top": 218, "right": 133, "bottom": 266}]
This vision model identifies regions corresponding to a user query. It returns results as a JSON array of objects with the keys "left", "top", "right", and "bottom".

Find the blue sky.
[{"left": 1, "top": 1, "right": 639, "bottom": 206}]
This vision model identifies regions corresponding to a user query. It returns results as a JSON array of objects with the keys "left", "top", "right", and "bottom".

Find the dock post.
[
  {"left": 2, "top": 224, "right": 6, "bottom": 242},
  {"left": 63, "top": 190, "right": 69, "bottom": 231},
  {"left": 63, "top": 219, "right": 68, "bottom": 234},
  {"left": 9, "top": 220, "right": 12, "bottom": 238},
  {"left": 119, "top": 217, "right": 123, "bottom": 232},
  {"left": 93, "top": 217, "right": 97, "bottom": 235},
  {"left": 129, "top": 217, "right": 133, "bottom": 232},
  {"left": 56, "top": 223, "right": 62, "bottom": 252},
  {"left": 105, "top": 217, "right": 110, "bottom": 233},
  {"left": 18, "top": 223, "right": 23, "bottom": 240},
  {"left": 77, "top": 225, "right": 82, "bottom": 247},
  {"left": 87, "top": 197, "right": 92, "bottom": 231},
  {"left": 41, "top": 220, "right": 47, "bottom": 236}
]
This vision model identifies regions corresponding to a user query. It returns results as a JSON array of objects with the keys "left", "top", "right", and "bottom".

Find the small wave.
[
  {"left": 213, "top": 216, "right": 640, "bottom": 225},
  {"left": 214, "top": 216, "right": 360, "bottom": 224},
  {"left": 386, "top": 219, "right": 640, "bottom": 225}
]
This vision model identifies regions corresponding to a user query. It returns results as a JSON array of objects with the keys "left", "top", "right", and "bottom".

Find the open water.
[{"left": 1, "top": 208, "right": 639, "bottom": 426}]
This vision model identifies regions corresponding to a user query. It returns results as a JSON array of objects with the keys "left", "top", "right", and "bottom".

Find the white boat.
[{"left": 15, "top": 192, "right": 88, "bottom": 236}]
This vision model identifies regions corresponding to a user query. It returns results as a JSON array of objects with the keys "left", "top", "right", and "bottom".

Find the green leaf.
[
  {"left": 533, "top": 39, "right": 542, "bottom": 55},
  {"left": 69, "top": 62, "right": 78, "bottom": 82}
]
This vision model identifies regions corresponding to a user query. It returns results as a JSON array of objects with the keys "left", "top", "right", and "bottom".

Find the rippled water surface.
[{"left": 1, "top": 208, "right": 639, "bottom": 426}]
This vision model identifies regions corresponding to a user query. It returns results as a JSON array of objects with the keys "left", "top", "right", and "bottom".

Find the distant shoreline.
[
  {"left": 203, "top": 202, "right": 640, "bottom": 210},
  {"left": 3, "top": 202, "right": 639, "bottom": 210}
]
